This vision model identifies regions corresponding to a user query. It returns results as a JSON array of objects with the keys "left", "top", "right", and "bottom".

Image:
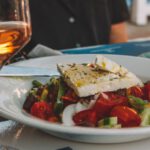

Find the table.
[
  {"left": 1, "top": 41, "right": 150, "bottom": 150},
  {"left": 1, "top": 121, "right": 150, "bottom": 150}
]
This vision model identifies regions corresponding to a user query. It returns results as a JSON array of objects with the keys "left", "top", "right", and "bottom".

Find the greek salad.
[{"left": 23, "top": 55, "right": 150, "bottom": 128}]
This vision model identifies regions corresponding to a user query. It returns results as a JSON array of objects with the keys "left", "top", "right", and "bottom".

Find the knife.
[
  {"left": 0, "top": 66, "right": 60, "bottom": 77},
  {"left": 0, "top": 144, "right": 19, "bottom": 150}
]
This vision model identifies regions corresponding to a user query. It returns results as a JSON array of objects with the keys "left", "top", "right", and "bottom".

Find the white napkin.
[{"left": 27, "top": 44, "right": 63, "bottom": 58}]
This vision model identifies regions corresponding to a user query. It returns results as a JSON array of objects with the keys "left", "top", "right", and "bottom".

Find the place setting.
[
  {"left": 1, "top": 0, "right": 150, "bottom": 150},
  {"left": 1, "top": 53, "right": 150, "bottom": 150}
]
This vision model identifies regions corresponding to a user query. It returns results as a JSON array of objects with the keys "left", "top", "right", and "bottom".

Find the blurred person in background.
[{"left": 24, "top": 0, "right": 129, "bottom": 53}]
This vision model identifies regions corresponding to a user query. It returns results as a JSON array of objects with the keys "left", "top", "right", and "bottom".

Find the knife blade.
[
  {"left": 0, "top": 66, "right": 60, "bottom": 77},
  {"left": 0, "top": 144, "right": 19, "bottom": 150}
]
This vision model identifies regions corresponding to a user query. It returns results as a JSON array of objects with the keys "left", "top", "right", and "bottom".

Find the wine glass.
[{"left": 0, "top": 0, "right": 31, "bottom": 68}]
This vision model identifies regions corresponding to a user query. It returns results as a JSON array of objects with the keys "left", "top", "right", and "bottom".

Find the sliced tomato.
[
  {"left": 127, "top": 86, "right": 144, "bottom": 98},
  {"left": 48, "top": 116, "right": 59, "bottom": 123},
  {"left": 93, "top": 92, "right": 128, "bottom": 119},
  {"left": 61, "top": 96, "right": 77, "bottom": 102},
  {"left": 61, "top": 89, "right": 78, "bottom": 103},
  {"left": 73, "top": 109, "right": 97, "bottom": 127},
  {"left": 30, "top": 101, "right": 53, "bottom": 120},
  {"left": 110, "top": 106, "right": 141, "bottom": 127},
  {"left": 143, "top": 82, "right": 150, "bottom": 101}
]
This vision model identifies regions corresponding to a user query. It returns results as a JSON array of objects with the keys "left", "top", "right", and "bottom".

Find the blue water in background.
[
  {"left": 62, "top": 40, "right": 150, "bottom": 57},
  {"left": 126, "top": 0, "right": 132, "bottom": 7},
  {"left": 126, "top": 0, "right": 150, "bottom": 7}
]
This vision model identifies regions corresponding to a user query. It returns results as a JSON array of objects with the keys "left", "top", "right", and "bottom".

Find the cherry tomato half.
[
  {"left": 48, "top": 116, "right": 59, "bottom": 123},
  {"left": 127, "top": 86, "right": 144, "bottom": 98},
  {"left": 93, "top": 92, "right": 128, "bottom": 119},
  {"left": 30, "top": 101, "right": 53, "bottom": 120},
  {"left": 143, "top": 82, "right": 150, "bottom": 101},
  {"left": 73, "top": 109, "right": 97, "bottom": 127},
  {"left": 110, "top": 106, "right": 141, "bottom": 127},
  {"left": 61, "top": 89, "right": 78, "bottom": 103}
]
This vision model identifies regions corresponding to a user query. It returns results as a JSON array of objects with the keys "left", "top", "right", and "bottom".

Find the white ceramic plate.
[{"left": 0, "top": 54, "right": 150, "bottom": 144}]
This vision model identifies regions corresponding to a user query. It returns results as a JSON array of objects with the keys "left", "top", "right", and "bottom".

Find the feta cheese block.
[
  {"left": 57, "top": 62, "right": 143, "bottom": 97},
  {"left": 95, "top": 55, "right": 128, "bottom": 76}
]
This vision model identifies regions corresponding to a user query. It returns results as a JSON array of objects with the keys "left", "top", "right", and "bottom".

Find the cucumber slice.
[
  {"left": 98, "top": 117, "right": 118, "bottom": 128},
  {"left": 113, "top": 124, "right": 122, "bottom": 128},
  {"left": 100, "top": 124, "right": 122, "bottom": 129},
  {"left": 140, "top": 108, "right": 150, "bottom": 126}
]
